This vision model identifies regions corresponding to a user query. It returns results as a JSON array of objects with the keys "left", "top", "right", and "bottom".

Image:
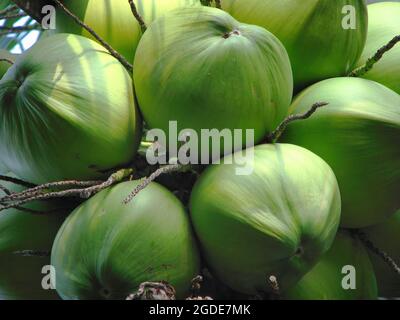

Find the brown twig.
[
  {"left": 13, "top": 250, "right": 50, "bottom": 257},
  {"left": 128, "top": 0, "right": 146, "bottom": 33},
  {"left": 353, "top": 230, "right": 400, "bottom": 276},
  {"left": 215, "top": 0, "right": 222, "bottom": 9},
  {"left": 123, "top": 164, "right": 186, "bottom": 204},
  {"left": 0, "top": 174, "right": 36, "bottom": 188},
  {"left": 2, "top": 179, "right": 103, "bottom": 202},
  {"left": 0, "top": 58, "right": 14, "bottom": 65},
  {"left": 349, "top": 35, "right": 400, "bottom": 77},
  {"left": 0, "top": 5, "right": 19, "bottom": 16},
  {"left": 0, "top": 169, "right": 133, "bottom": 213},
  {"left": 267, "top": 102, "right": 328, "bottom": 143},
  {"left": 52, "top": 0, "right": 133, "bottom": 73},
  {"left": 0, "top": 12, "right": 27, "bottom": 19},
  {"left": 0, "top": 25, "right": 39, "bottom": 32}
]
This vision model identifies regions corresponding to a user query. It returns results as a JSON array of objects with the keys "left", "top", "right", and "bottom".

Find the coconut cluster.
[{"left": 0, "top": 0, "right": 399, "bottom": 300}]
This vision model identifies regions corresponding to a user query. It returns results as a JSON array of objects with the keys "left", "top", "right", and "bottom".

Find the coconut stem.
[
  {"left": 349, "top": 35, "right": 400, "bottom": 78},
  {"left": 267, "top": 102, "right": 328, "bottom": 143},
  {"left": 128, "top": 0, "right": 147, "bottom": 33},
  {"left": 0, "top": 25, "right": 39, "bottom": 32},
  {"left": 0, "top": 169, "right": 133, "bottom": 213},
  {"left": 52, "top": 0, "right": 133, "bottom": 73},
  {"left": 13, "top": 250, "right": 50, "bottom": 257},
  {"left": 353, "top": 230, "right": 400, "bottom": 276},
  {"left": 0, "top": 5, "right": 19, "bottom": 17},
  {"left": 0, "top": 174, "right": 36, "bottom": 188},
  {"left": 0, "top": 58, "right": 14, "bottom": 65},
  {"left": 123, "top": 164, "right": 187, "bottom": 204},
  {"left": 0, "top": 12, "right": 27, "bottom": 20}
]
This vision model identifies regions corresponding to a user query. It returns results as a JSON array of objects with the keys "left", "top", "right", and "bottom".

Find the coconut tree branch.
[
  {"left": 10, "top": 0, "right": 49, "bottom": 23},
  {"left": 353, "top": 230, "right": 400, "bottom": 276},
  {"left": 0, "top": 12, "right": 27, "bottom": 20},
  {"left": 0, "top": 25, "right": 39, "bottom": 32},
  {"left": 123, "top": 164, "right": 187, "bottom": 204},
  {"left": 0, "top": 58, "right": 14, "bottom": 65},
  {"left": 52, "top": 0, "right": 133, "bottom": 73},
  {"left": 128, "top": 0, "right": 146, "bottom": 33},
  {"left": 13, "top": 250, "right": 50, "bottom": 257},
  {"left": 0, "top": 174, "right": 36, "bottom": 188},
  {"left": 267, "top": 102, "right": 328, "bottom": 143},
  {"left": 349, "top": 35, "right": 400, "bottom": 78},
  {"left": 0, "top": 169, "right": 133, "bottom": 213},
  {"left": 0, "top": 4, "right": 19, "bottom": 16}
]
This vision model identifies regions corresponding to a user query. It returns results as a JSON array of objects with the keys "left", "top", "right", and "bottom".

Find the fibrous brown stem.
[
  {"left": 128, "top": 0, "right": 146, "bottom": 33},
  {"left": 349, "top": 35, "right": 400, "bottom": 77},
  {"left": 267, "top": 102, "right": 328, "bottom": 143},
  {"left": 52, "top": 0, "right": 133, "bottom": 73}
]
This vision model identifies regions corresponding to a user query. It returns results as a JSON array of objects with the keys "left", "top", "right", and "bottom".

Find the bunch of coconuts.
[{"left": 0, "top": 0, "right": 399, "bottom": 300}]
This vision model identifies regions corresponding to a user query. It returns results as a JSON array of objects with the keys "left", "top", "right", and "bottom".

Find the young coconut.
[
  {"left": 362, "top": 210, "right": 400, "bottom": 298},
  {"left": 216, "top": 0, "right": 368, "bottom": 90},
  {"left": 356, "top": 2, "right": 400, "bottom": 94},
  {"left": 0, "top": 173, "right": 71, "bottom": 300},
  {"left": 51, "top": 181, "right": 200, "bottom": 300},
  {"left": 281, "top": 77, "right": 400, "bottom": 228},
  {"left": 55, "top": 0, "right": 202, "bottom": 62},
  {"left": 190, "top": 144, "right": 341, "bottom": 295},
  {"left": 0, "top": 34, "right": 141, "bottom": 184},
  {"left": 133, "top": 6, "right": 293, "bottom": 159},
  {"left": 283, "top": 231, "right": 378, "bottom": 300}
]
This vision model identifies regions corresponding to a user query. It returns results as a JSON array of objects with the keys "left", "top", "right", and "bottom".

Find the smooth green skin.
[
  {"left": 134, "top": 7, "right": 293, "bottom": 151},
  {"left": 0, "top": 34, "right": 141, "bottom": 184},
  {"left": 0, "top": 50, "right": 16, "bottom": 79},
  {"left": 281, "top": 77, "right": 400, "bottom": 228},
  {"left": 363, "top": 210, "right": 400, "bottom": 297},
  {"left": 51, "top": 181, "right": 200, "bottom": 300},
  {"left": 284, "top": 231, "right": 378, "bottom": 300},
  {"left": 218, "top": 0, "right": 368, "bottom": 90},
  {"left": 56, "top": 0, "right": 202, "bottom": 62},
  {"left": 357, "top": 2, "right": 400, "bottom": 94},
  {"left": 190, "top": 144, "right": 341, "bottom": 295},
  {"left": 0, "top": 173, "right": 69, "bottom": 300}
]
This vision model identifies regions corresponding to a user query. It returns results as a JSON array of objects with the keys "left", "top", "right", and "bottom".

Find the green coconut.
[
  {"left": 51, "top": 181, "right": 200, "bottom": 300},
  {"left": 55, "top": 0, "right": 202, "bottom": 62},
  {"left": 0, "top": 34, "right": 141, "bottom": 184},
  {"left": 0, "top": 50, "right": 16, "bottom": 79},
  {"left": 357, "top": 2, "right": 400, "bottom": 94},
  {"left": 284, "top": 231, "right": 378, "bottom": 300},
  {"left": 134, "top": 6, "right": 293, "bottom": 157},
  {"left": 217, "top": 0, "right": 368, "bottom": 89},
  {"left": 281, "top": 77, "right": 400, "bottom": 228},
  {"left": 190, "top": 144, "right": 341, "bottom": 295},
  {"left": 362, "top": 210, "right": 400, "bottom": 298},
  {"left": 0, "top": 173, "right": 70, "bottom": 300}
]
